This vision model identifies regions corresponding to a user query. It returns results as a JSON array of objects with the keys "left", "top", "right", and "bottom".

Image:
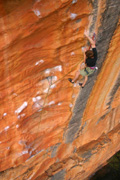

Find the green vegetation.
[{"left": 90, "top": 151, "right": 120, "bottom": 180}]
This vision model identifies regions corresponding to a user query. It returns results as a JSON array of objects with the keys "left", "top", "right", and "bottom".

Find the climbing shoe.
[
  {"left": 68, "top": 78, "right": 74, "bottom": 84},
  {"left": 79, "top": 83, "right": 84, "bottom": 88}
]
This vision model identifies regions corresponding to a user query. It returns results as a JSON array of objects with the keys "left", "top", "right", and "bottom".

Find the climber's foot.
[
  {"left": 79, "top": 83, "right": 84, "bottom": 88},
  {"left": 68, "top": 78, "right": 74, "bottom": 84}
]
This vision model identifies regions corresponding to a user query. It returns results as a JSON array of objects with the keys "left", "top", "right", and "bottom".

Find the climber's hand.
[{"left": 84, "top": 29, "right": 89, "bottom": 37}]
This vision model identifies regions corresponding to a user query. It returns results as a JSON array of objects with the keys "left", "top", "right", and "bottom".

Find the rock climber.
[{"left": 68, "top": 30, "right": 98, "bottom": 88}]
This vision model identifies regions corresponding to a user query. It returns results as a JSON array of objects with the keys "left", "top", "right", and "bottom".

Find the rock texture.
[{"left": 0, "top": 0, "right": 120, "bottom": 179}]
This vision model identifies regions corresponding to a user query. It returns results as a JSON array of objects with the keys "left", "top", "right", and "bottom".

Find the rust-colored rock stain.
[{"left": 0, "top": 0, "right": 120, "bottom": 179}]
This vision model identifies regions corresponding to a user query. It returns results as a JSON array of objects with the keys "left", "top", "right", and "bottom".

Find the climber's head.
[{"left": 85, "top": 50, "right": 94, "bottom": 58}]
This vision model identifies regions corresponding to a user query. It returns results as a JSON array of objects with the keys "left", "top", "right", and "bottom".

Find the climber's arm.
[
  {"left": 83, "top": 51, "right": 86, "bottom": 63},
  {"left": 84, "top": 30, "right": 96, "bottom": 48}
]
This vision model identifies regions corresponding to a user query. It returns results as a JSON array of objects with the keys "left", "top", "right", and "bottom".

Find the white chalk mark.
[
  {"left": 19, "top": 140, "right": 26, "bottom": 145},
  {"left": 50, "top": 84, "right": 56, "bottom": 89},
  {"left": 54, "top": 65, "right": 62, "bottom": 72},
  {"left": 48, "top": 101, "right": 55, "bottom": 106},
  {"left": 15, "top": 102, "right": 28, "bottom": 114},
  {"left": 32, "top": 96, "right": 44, "bottom": 110},
  {"left": 17, "top": 115, "right": 21, "bottom": 119},
  {"left": 44, "top": 65, "right": 62, "bottom": 76},
  {"left": 3, "top": 113, "right": 7, "bottom": 117},
  {"left": 58, "top": 102, "right": 62, "bottom": 106},
  {"left": 22, "top": 150, "right": 28, "bottom": 155},
  {"left": 4, "top": 126, "right": 10, "bottom": 131},
  {"left": 52, "top": 76, "right": 57, "bottom": 81},
  {"left": 32, "top": 97, "right": 36, "bottom": 102},
  {"left": 16, "top": 124, "right": 19, "bottom": 128},
  {"left": 36, "top": 96, "right": 41, "bottom": 101},
  {"left": 70, "top": 13, "right": 77, "bottom": 20},
  {"left": 33, "top": 103, "right": 42, "bottom": 109},
  {"left": 72, "top": 0, "right": 77, "bottom": 4},
  {"left": 18, "top": 150, "right": 28, "bottom": 156},
  {"left": 69, "top": 104, "right": 73, "bottom": 108},
  {"left": 33, "top": 9, "right": 41, "bottom": 17},
  {"left": 35, "top": 59, "right": 44, "bottom": 66},
  {"left": 35, "top": 62, "right": 39, "bottom": 65},
  {"left": 45, "top": 69, "right": 50, "bottom": 74},
  {"left": 21, "top": 114, "right": 26, "bottom": 118},
  {"left": 81, "top": 47, "right": 86, "bottom": 52},
  {"left": 32, "top": 96, "right": 41, "bottom": 102},
  {"left": 38, "top": 109, "right": 42, "bottom": 112},
  {"left": 33, "top": 103, "right": 39, "bottom": 109},
  {"left": 43, "top": 88, "right": 49, "bottom": 93},
  {"left": 71, "top": 52, "right": 75, "bottom": 56},
  {"left": 36, "top": 91, "right": 40, "bottom": 95}
]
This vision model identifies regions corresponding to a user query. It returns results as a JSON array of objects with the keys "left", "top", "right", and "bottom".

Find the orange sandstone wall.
[{"left": 0, "top": 0, "right": 120, "bottom": 179}]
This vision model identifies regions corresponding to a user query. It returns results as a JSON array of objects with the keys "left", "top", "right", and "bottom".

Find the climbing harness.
[{"left": 84, "top": 67, "right": 89, "bottom": 75}]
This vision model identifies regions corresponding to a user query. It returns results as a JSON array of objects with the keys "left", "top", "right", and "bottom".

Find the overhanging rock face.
[{"left": 0, "top": 0, "right": 120, "bottom": 179}]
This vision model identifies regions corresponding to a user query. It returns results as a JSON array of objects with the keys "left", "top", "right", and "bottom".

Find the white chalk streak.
[
  {"left": 21, "top": 114, "right": 26, "bottom": 118},
  {"left": 16, "top": 124, "right": 19, "bottom": 128},
  {"left": 71, "top": 52, "right": 75, "bottom": 56},
  {"left": 32, "top": 96, "right": 41, "bottom": 102},
  {"left": 43, "top": 88, "right": 49, "bottom": 93},
  {"left": 58, "top": 102, "right": 62, "bottom": 106},
  {"left": 70, "top": 13, "right": 77, "bottom": 20},
  {"left": 48, "top": 101, "right": 55, "bottom": 106},
  {"left": 4, "top": 126, "right": 10, "bottom": 131},
  {"left": 17, "top": 115, "right": 21, "bottom": 119},
  {"left": 72, "top": 0, "right": 77, "bottom": 4},
  {"left": 35, "top": 59, "right": 44, "bottom": 66},
  {"left": 18, "top": 150, "right": 28, "bottom": 156},
  {"left": 52, "top": 76, "right": 57, "bottom": 81},
  {"left": 69, "top": 104, "right": 73, "bottom": 108},
  {"left": 81, "top": 47, "right": 85, "bottom": 52},
  {"left": 45, "top": 69, "right": 50, "bottom": 74},
  {"left": 3, "top": 113, "right": 7, "bottom": 117},
  {"left": 54, "top": 65, "right": 62, "bottom": 72},
  {"left": 50, "top": 84, "right": 56, "bottom": 89},
  {"left": 36, "top": 96, "right": 41, "bottom": 101},
  {"left": 33, "top": 9, "right": 41, "bottom": 17},
  {"left": 33, "top": 103, "right": 41, "bottom": 109},
  {"left": 15, "top": 102, "right": 28, "bottom": 114},
  {"left": 22, "top": 150, "right": 28, "bottom": 155}
]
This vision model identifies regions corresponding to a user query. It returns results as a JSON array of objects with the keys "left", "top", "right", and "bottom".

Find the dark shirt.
[{"left": 85, "top": 48, "right": 97, "bottom": 67}]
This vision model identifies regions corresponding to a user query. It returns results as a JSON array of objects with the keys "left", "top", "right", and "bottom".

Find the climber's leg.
[
  {"left": 68, "top": 70, "right": 80, "bottom": 84},
  {"left": 81, "top": 75, "right": 88, "bottom": 88},
  {"left": 72, "top": 70, "right": 80, "bottom": 82},
  {"left": 73, "top": 61, "right": 86, "bottom": 82},
  {"left": 68, "top": 61, "right": 86, "bottom": 84}
]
